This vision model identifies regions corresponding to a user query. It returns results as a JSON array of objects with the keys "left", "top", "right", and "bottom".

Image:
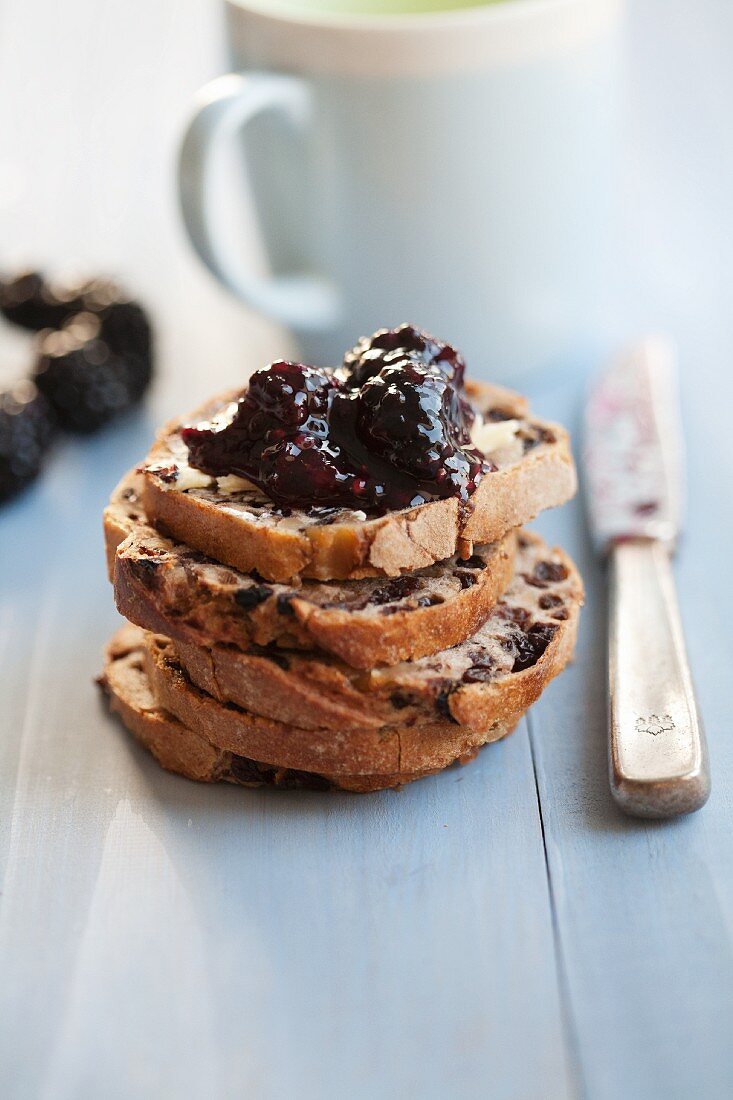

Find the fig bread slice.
[
  {"left": 139, "top": 380, "right": 576, "bottom": 583},
  {"left": 142, "top": 630, "right": 523, "bottom": 778},
  {"left": 167, "top": 530, "right": 583, "bottom": 731},
  {"left": 110, "top": 471, "right": 516, "bottom": 669},
  {"left": 99, "top": 626, "right": 438, "bottom": 793}
]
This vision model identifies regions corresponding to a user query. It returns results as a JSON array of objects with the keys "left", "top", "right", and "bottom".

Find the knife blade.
[{"left": 583, "top": 337, "right": 710, "bottom": 818}]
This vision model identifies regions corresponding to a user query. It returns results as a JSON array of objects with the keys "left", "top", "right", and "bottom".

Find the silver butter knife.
[{"left": 584, "top": 337, "right": 710, "bottom": 818}]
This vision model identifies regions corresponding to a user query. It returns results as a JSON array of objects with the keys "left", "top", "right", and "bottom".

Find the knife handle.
[{"left": 608, "top": 538, "right": 710, "bottom": 818}]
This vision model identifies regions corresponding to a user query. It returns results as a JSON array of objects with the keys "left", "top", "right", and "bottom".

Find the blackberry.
[
  {"left": 78, "top": 278, "right": 153, "bottom": 375},
  {"left": 1, "top": 272, "right": 153, "bottom": 397},
  {"left": 263, "top": 433, "right": 361, "bottom": 507},
  {"left": 343, "top": 324, "right": 466, "bottom": 388},
  {"left": 182, "top": 361, "right": 360, "bottom": 507},
  {"left": 0, "top": 380, "right": 55, "bottom": 503},
  {"left": 356, "top": 361, "right": 483, "bottom": 496},
  {"left": 33, "top": 314, "right": 143, "bottom": 434},
  {"left": 0, "top": 271, "right": 76, "bottom": 330},
  {"left": 248, "top": 360, "right": 335, "bottom": 429},
  {"left": 1, "top": 271, "right": 150, "bottom": 343},
  {"left": 183, "top": 361, "right": 338, "bottom": 468}
]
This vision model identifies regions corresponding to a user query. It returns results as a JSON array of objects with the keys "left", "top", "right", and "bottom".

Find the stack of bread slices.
[{"left": 100, "top": 369, "right": 583, "bottom": 793}]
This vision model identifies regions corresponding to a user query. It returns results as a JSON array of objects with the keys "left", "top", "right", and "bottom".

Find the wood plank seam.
[{"left": 527, "top": 709, "right": 586, "bottom": 1100}]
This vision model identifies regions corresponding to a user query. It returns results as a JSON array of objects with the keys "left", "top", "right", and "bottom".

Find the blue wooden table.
[{"left": 1, "top": 2, "right": 732, "bottom": 1097}]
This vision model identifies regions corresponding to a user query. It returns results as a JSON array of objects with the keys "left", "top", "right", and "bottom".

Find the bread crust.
[
  {"left": 99, "top": 626, "right": 444, "bottom": 792},
  {"left": 103, "top": 471, "right": 147, "bottom": 580},
  {"left": 110, "top": 478, "right": 517, "bottom": 668},
  {"left": 139, "top": 381, "right": 576, "bottom": 582}
]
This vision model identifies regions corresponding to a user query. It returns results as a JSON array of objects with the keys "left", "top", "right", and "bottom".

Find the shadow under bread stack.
[{"left": 99, "top": 326, "right": 583, "bottom": 792}]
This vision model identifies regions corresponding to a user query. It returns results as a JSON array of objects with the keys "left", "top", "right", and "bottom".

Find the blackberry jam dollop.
[
  {"left": 181, "top": 326, "right": 490, "bottom": 513},
  {"left": 342, "top": 323, "right": 466, "bottom": 388}
]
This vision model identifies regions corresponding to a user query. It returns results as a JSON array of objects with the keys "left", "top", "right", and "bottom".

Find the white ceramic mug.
[{"left": 178, "top": 0, "right": 623, "bottom": 378}]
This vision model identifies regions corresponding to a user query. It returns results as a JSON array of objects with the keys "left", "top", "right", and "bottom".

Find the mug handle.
[{"left": 177, "top": 72, "right": 339, "bottom": 332}]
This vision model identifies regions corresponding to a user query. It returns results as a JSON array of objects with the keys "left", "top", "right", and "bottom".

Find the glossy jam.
[{"left": 182, "top": 326, "right": 490, "bottom": 513}]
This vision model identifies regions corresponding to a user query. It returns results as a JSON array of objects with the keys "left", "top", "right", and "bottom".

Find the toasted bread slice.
[
  {"left": 139, "top": 380, "right": 576, "bottom": 582},
  {"left": 142, "top": 629, "right": 524, "bottom": 777},
  {"left": 99, "top": 626, "right": 437, "bottom": 792},
  {"left": 170, "top": 530, "right": 582, "bottom": 731},
  {"left": 111, "top": 473, "right": 517, "bottom": 669}
]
